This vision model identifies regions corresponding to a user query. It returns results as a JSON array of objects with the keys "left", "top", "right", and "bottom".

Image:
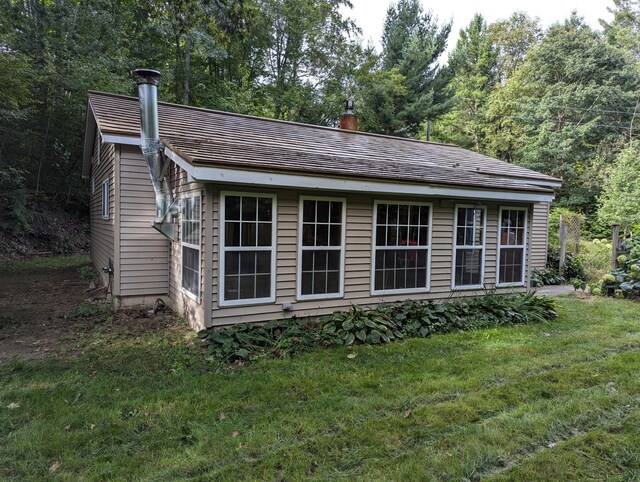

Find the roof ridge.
[{"left": 87, "top": 90, "right": 460, "bottom": 148}]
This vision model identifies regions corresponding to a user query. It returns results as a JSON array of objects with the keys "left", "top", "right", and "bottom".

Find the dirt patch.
[
  {"left": 0, "top": 259, "right": 192, "bottom": 363},
  {"left": 0, "top": 264, "right": 95, "bottom": 362}
]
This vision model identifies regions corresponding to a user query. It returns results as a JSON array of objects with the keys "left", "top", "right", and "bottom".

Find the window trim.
[
  {"left": 496, "top": 206, "right": 528, "bottom": 288},
  {"left": 101, "top": 178, "right": 109, "bottom": 220},
  {"left": 451, "top": 204, "right": 487, "bottom": 290},
  {"left": 370, "top": 200, "right": 433, "bottom": 296},
  {"left": 296, "top": 196, "right": 347, "bottom": 301},
  {"left": 219, "top": 191, "right": 277, "bottom": 307},
  {"left": 180, "top": 192, "right": 202, "bottom": 303}
]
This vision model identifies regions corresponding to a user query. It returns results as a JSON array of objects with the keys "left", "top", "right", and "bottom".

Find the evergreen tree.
[
  {"left": 359, "top": 0, "right": 450, "bottom": 137},
  {"left": 432, "top": 14, "right": 496, "bottom": 150}
]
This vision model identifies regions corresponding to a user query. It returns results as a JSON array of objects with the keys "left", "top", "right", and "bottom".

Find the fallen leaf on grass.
[
  {"left": 232, "top": 431, "right": 239, "bottom": 438},
  {"left": 49, "top": 462, "right": 60, "bottom": 473},
  {"left": 347, "top": 353, "right": 357, "bottom": 359},
  {"left": 64, "top": 425, "right": 71, "bottom": 431},
  {"left": 7, "top": 403, "right": 19, "bottom": 409}
]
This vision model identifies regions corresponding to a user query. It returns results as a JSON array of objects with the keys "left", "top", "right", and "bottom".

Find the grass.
[
  {"left": 2, "top": 297, "right": 640, "bottom": 480},
  {"left": 0, "top": 253, "right": 90, "bottom": 274}
]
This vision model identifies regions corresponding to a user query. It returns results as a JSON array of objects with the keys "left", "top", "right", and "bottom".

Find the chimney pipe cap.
[
  {"left": 134, "top": 68, "right": 161, "bottom": 86},
  {"left": 345, "top": 99, "right": 354, "bottom": 113}
]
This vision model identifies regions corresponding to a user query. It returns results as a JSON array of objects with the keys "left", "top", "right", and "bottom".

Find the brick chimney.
[{"left": 339, "top": 99, "right": 357, "bottom": 131}]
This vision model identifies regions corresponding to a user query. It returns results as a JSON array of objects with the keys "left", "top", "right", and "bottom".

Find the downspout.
[{"left": 134, "top": 68, "right": 178, "bottom": 241}]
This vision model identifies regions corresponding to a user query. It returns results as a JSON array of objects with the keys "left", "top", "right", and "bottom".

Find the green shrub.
[
  {"left": 198, "top": 293, "right": 558, "bottom": 363},
  {"left": 197, "top": 318, "right": 329, "bottom": 361},
  {"left": 531, "top": 268, "right": 565, "bottom": 287},
  {"left": 322, "top": 305, "right": 403, "bottom": 345},
  {"left": 599, "top": 228, "right": 640, "bottom": 299},
  {"left": 579, "top": 238, "right": 612, "bottom": 281}
]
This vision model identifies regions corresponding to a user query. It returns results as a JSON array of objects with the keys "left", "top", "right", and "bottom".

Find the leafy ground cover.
[{"left": 2, "top": 257, "right": 640, "bottom": 480}]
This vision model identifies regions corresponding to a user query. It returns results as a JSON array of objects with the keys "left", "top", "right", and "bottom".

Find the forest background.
[{"left": 1, "top": 0, "right": 639, "bottom": 255}]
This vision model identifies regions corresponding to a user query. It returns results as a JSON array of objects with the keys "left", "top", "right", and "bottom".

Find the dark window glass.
[{"left": 299, "top": 199, "right": 344, "bottom": 297}]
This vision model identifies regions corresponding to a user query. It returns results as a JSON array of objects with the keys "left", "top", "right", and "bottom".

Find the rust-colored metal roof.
[{"left": 87, "top": 91, "right": 559, "bottom": 193}]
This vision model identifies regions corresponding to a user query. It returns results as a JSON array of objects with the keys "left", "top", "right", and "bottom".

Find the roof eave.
[
  {"left": 81, "top": 100, "right": 97, "bottom": 179},
  {"left": 164, "top": 147, "right": 555, "bottom": 203}
]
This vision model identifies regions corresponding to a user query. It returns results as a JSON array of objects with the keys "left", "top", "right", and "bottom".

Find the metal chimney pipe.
[{"left": 134, "top": 68, "right": 177, "bottom": 240}]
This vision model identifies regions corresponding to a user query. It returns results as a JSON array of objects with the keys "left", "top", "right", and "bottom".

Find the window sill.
[
  {"left": 219, "top": 297, "right": 276, "bottom": 308},
  {"left": 181, "top": 287, "right": 201, "bottom": 304},
  {"left": 371, "top": 287, "right": 430, "bottom": 296},
  {"left": 452, "top": 284, "right": 485, "bottom": 291},
  {"left": 496, "top": 282, "right": 526, "bottom": 288},
  {"left": 297, "top": 292, "right": 344, "bottom": 302}
]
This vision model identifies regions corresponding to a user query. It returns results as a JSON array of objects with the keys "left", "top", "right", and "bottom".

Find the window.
[
  {"left": 101, "top": 178, "right": 109, "bottom": 219},
  {"left": 372, "top": 202, "right": 432, "bottom": 294},
  {"left": 498, "top": 207, "right": 527, "bottom": 286},
  {"left": 220, "top": 193, "right": 276, "bottom": 306},
  {"left": 298, "top": 197, "right": 346, "bottom": 300},
  {"left": 181, "top": 193, "right": 201, "bottom": 300},
  {"left": 453, "top": 206, "right": 486, "bottom": 288}
]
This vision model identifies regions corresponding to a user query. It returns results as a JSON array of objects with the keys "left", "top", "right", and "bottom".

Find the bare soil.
[
  {"left": 0, "top": 264, "right": 95, "bottom": 361},
  {"left": 0, "top": 261, "right": 190, "bottom": 363}
]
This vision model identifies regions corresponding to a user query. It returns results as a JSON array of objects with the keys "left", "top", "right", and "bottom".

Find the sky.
[{"left": 342, "top": 0, "right": 615, "bottom": 56}]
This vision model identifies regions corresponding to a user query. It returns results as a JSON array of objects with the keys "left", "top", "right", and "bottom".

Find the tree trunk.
[{"left": 183, "top": 36, "right": 192, "bottom": 105}]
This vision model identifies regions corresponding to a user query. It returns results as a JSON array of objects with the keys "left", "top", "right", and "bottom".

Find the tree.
[
  {"left": 360, "top": 0, "right": 450, "bottom": 137},
  {"left": 598, "top": 143, "right": 640, "bottom": 230},
  {"left": 258, "top": 0, "right": 360, "bottom": 123},
  {"left": 601, "top": 0, "right": 640, "bottom": 60},
  {"left": 489, "top": 12, "right": 542, "bottom": 83},
  {"left": 510, "top": 14, "right": 640, "bottom": 210},
  {"left": 431, "top": 14, "right": 496, "bottom": 150}
]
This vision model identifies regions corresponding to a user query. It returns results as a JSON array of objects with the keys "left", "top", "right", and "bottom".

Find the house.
[{"left": 82, "top": 69, "right": 560, "bottom": 331}]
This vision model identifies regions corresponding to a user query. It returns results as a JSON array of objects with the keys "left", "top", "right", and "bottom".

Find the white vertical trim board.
[
  {"left": 219, "top": 191, "right": 277, "bottom": 307},
  {"left": 370, "top": 200, "right": 433, "bottom": 296},
  {"left": 496, "top": 206, "right": 528, "bottom": 287},
  {"left": 101, "top": 178, "right": 109, "bottom": 219},
  {"left": 296, "top": 196, "right": 347, "bottom": 301},
  {"left": 452, "top": 204, "right": 487, "bottom": 290}
]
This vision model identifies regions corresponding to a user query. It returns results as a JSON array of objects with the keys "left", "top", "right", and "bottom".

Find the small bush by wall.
[{"left": 198, "top": 293, "right": 557, "bottom": 363}]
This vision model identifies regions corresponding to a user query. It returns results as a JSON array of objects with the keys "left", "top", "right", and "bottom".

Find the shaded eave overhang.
[{"left": 94, "top": 131, "right": 558, "bottom": 203}]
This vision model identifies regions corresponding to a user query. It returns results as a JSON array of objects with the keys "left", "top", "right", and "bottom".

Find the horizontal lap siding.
[
  {"left": 118, "top": 145, "right": 169, "bottom": 297},
  {"left": 531, "top": 202, "right": 550, "bottom": 270},
  {"left": 209, "top": 189, "right": 533, "bottom": 327},
  {"left": 168, "top": 164, "right": 207, "bottom": 330},
  {"left": 89, "top": 135, "right": 114, "bottom": 281}
]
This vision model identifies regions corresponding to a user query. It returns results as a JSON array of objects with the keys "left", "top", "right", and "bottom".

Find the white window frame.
[
  {"left": 452, "top": 204, "right": 487, "bottom": 290},
  {"left": 371, "top": 200, "right": 433, "bottom": 296},
  {"left": 297, "top": 196, "right": 347, "bottom": 301},
  {"left": 497, "top": 206, "right": 528, "bottom": 287},
  {"left": 219, "top": 191, "right": 277, "bottom": 307},
  {"left": 180, "top": 192, "right": 202, "bottom": 303},
  {"left": 101, "top": 178, "right": 109, "bottom": 220}
]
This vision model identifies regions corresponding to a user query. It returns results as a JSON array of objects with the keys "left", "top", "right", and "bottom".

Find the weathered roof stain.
[{"left": 87, "top": 91, "right": 559, "bottom": 194}]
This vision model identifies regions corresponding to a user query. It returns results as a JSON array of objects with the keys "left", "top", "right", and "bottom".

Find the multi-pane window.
[
  {"left": 498, "top": 208, "right": 527, "bottom": 285},
  {"left": 453, "top": 206, "right": 486, "bottom": 288},
  {"left": 372, "top": 202, "right": 431, "bottom": 293},
  {"left": 101, "top": 178, "right": 109, "bottom": 219},
  {"left": 298, "top": 198, "right": 346, "bottom": 299},
  {"left": 221, "top": 193, "right": 276, "bottom": 305},
  {"left": 181, "top": 193, "right": 201, "bottom": 300}
]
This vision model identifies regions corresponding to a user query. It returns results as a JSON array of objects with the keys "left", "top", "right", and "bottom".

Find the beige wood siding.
[
  {"left": 208, "top": 189, "right": 534, "bottom": 327},
  {"left": 118, "top": 145, "right": 169, "bottom": 297},
  {"left": 89, "top": 134, "right": 115, "bottom": 284},
  {"left": 167, "top": 164, "right": 207, "bottom": 330},
  {"left": 531, "top": 202, "right": 550, "bottom": 270}
]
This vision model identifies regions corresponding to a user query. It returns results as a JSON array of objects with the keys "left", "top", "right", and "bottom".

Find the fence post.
[
  {"left": 559, "top": 215, "right": 567, "bottom": 274},
  {"left": 611, "top": 224, "right": 620, "bottom": 270}
]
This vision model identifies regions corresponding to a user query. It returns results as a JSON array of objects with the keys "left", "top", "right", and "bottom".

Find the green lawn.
[{"left": 2, "top": 296, "right": 640, "bottom": 480}]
